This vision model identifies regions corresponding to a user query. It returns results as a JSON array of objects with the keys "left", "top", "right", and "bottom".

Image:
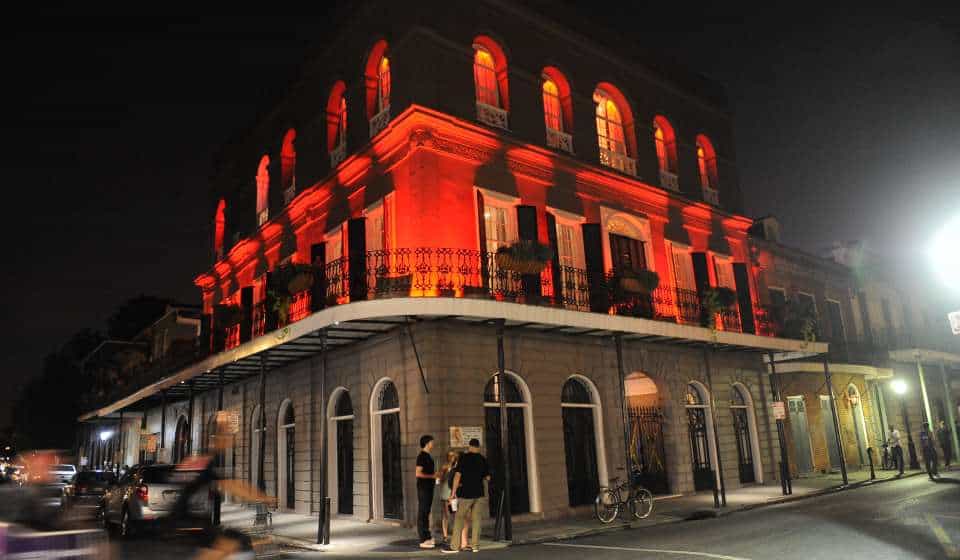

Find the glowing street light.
[
  {"left": 889, "top": 379, "right": 919, "bottom": 470},
  {"left": 929, "top": 213, "right": 960, "bottom": 292},
  {"left": 99, "top": 430, "right": 113, "bottom": 442},
  {"left": 890, "top": 379, "right": 908, "bottom": 395}
]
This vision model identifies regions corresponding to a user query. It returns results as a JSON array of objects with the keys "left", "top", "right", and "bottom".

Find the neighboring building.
[
  {"left": 750, "top": 219, "right": 960, "bottom": 478},
  {"left": 80, "top": 1, "right": 825, "bottom": 525}
]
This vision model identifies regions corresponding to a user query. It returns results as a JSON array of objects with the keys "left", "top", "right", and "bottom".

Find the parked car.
[
  {"left": 100, "top": 464, "right": 211, "bottom": 537},
  {"left": 48, "top": 464, "right": 77, "bottom": 485},
  {"left": 72, "top": 470, "right": 116, "bottom": 505}
]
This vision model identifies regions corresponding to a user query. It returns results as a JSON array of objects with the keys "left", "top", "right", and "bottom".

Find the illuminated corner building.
[
  {"left": 750, "top": 219, "right": 960, "bottom": 477},
  {"left": 79, "top": 1, "right": 825, "bottom": 524}
]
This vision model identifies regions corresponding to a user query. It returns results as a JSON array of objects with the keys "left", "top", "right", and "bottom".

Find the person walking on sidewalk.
[
  {"left": 442, "top": 438, "right": 489, "bottom": 554},
  {"left": 888, "top": 424, "right": 904, "bottom": 475},
  {"left": 920, "top": 422, "right": 939, "bottom": 480},
  {"left": 936, "top": 419, "right": 952, "bottom": 469},
  {"left": 416, "top": 435, "right": 438, "bottom": 549}
]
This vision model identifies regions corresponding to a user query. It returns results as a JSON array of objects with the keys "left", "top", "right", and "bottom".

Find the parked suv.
[
  {"left": 73, "top": 470, "right": 116, "bottom": 504},
  {"left": 48, "top": 464, "right": 77, "bottom": 485},
  {"left": 100, "top": 464, "right": 210, "bottom": 537}
]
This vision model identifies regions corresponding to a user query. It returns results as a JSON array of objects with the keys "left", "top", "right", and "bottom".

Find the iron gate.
[
  {"left": 562, "top": 407, "right": 599, "bottom": 506},
  {"left": 485, "top": 407, "right": 530, "bottom": 517},
  {"left": 628, "top": 405, "right": 670, "bottom": 494},
  {"left": 337, "top": 419, "right": 354, "bottom": 515},
  {"left": 381, "top": 413, "right": 403, "bottom": 519},
  {"left": 731, "top": 408, "right": 755, "bottom": 483},
  {"left": 286, "top": 425, "right": 295, "bottom": 509}
]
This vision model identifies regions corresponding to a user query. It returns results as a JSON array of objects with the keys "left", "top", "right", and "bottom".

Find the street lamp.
[
  {"left": 929, "top": 213, "right": 960, "bottom": 293},
  {"left": 99, "top": 430, "right": 113, "bottom": 442},
  {"left": 890, "top": 379, "right": 919, "bottom": 470}
]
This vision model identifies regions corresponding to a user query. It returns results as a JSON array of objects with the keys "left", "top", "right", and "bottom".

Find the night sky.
[{"left": 3, "top": 10, "right": 959, "bottom": 427}]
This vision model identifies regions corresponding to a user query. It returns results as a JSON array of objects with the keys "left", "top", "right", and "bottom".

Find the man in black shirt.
[
  {"left": 415, "top": 434, "right": 437, "bottom": 548},
  {"left": 442, "top": 438, "right": 489, "bottom": 553}
]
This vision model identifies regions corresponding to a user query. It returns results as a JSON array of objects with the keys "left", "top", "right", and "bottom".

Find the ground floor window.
[{"left": 371, "top": 379, "right": 403, "bottom": 520}]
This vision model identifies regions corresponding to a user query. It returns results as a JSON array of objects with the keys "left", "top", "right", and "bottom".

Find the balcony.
[
  {"left": 476, "top": 101, "right": 508, "bottom": 129},
  {"left": 329, "top": 143, "right": 347, "bottom": 168},
  {"left": 546, "top": 128, "right": 574, "bottom": 154},
  {"left": 659, "top": 170, "right": 679, "bottom": 192},
  {"left": 599, "top": 148, "right": 637, "bottom": 177},
  {"left": 702, "top": 187, "right": 720, "bottom": 206},
  {"left": 369, "top": 105, "right": 391, "bottom": 137}
]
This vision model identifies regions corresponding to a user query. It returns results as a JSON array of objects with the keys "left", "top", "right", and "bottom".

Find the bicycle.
[{"left": 594, "top": 476, "right": 654, "bottom": 523}]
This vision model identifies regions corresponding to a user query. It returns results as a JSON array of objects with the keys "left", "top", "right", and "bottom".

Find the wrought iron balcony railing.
[
  {"left": 546, "top": 128, "right": 574, "bottom": 154},
  {"left": 599, "top": 148, "right": 637, "bottom": 177},
  {"left": 659, "top": 170, "right": 679, "bottom": 192},
  {"left": 476, "top": 102, "right": 509, "bottom": 129},
  {"left": 369, "top": 106, "right": 391, "bottom": 137}
]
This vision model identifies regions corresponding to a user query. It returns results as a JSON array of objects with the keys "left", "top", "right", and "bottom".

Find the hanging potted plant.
[
  {"left": 700, "top": 287, "right": 737, "bottom": 329},
  {"left": 617, "top": 269, "right": 660, "bottom": 295},
  {"left": 376, "top": 273, "right": 413, "bottom": 296},
  {"left": 495, "top": 240, "right": 554, "bottom": 274}
]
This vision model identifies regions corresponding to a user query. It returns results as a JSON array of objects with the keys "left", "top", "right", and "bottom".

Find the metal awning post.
[
  {"left": 258, "top": 354, "right": 267, "bottom": 493},
  {"left": 495, "top": 319, "right": 512, "bottom": 542},
  {"left": 187, "top": 380, "right": 195, "bottom": 456},
  {"left": 213, "top": 368, "right": 224, "bottom": 526},
  {"left": 915, "top": 356, "right": 933, "bottom": 426},
  {"left": 702, "top": 348, "right": 727, "bottom": 507},
  {"left": 160, "top": 389, "right": 167, "bottom": 459},
  {"left": 613, "top": 335, "right": 632, "bottom": 484},
  {"left": 318, "top": 329, "right": 330, "bottom": 545},
  {"left": 117, "top": 409, "right": 124, "bottom": 476},
  {"left": 823, "top": 356, "right": 848, "bottom": 485},
  {"left": 767, "top": 352, "right": 791, "bottom": 495}
]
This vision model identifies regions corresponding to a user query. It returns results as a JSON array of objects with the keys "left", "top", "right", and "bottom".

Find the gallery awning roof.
[{"left": 80, "top": 297, "right": 828, "bottom": 421}]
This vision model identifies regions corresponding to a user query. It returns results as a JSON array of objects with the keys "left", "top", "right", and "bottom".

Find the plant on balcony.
[
  {"left": 269, "top": 262, "right": 317, "bottom": 324},
  {"left": 782, "top": 298, "right": 820, "bottom": 342},
  {"left": 213, "top": 303, "right": 243, "bottom": 327},
  {"left": 616, "top": 269, "right": 660, "bottom": 295},
  {"left": 375, "top": 273, "right": 412, "bottom": 296},
  {"left": 700, "top": 287, "right": 737, "bottom": 329},
  {"left": 495, "top": 240, "right": 554, "bottom": 274}
]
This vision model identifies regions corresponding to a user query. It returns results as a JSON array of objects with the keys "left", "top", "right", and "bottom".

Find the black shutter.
[
  {"left": 311, "top": 243, "right": 327, "bottom": 311},
  {"left": 200, "top": 313, "right": 212, "bottom": 355},
  {"left": 477, "top": 191, "right": 488, "bottom": 288},
  {"left": 691, "top": 252, "right": 710, "bottom": 326},
  {"left": 348, "top": 217, "right": 367, "bottom": 301},
  {"left": 546, "top": 212, "right": 562, "bottom": 304},
  {"left": 732, "top": 263, "right": 755, "bottom": 334},
  {"left": 516, "top": 206, "right": 541, "bottom": 299},
  {"left": 240, "top": 286, "right": 254, "bottom": 343},
  {"left": 582, "top": 223, "right": 608, "bottom": 313}
]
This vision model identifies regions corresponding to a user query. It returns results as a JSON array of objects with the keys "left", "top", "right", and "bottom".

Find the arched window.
[
  {"left": 624, "top": 372, "right": 669, "bottom": 494},
  {"left": 370, "top": 379, "right": 402, "bottom": 520},
  {"left": 730, "top": 384, "right": 761, "bottom": 484},
  {"left": 281, "top": 129, "right": 296, "bottom": 202},
  {"left": 473, "top": 36, "right": 509, "bottom": 129},
  {"left": 278, "top": 400, "right": 296, "bottom": 510},
  {"left": 560, "top": 376, "right": 607, "bottom": 507},
  {"left": 541, "top": 67, "right": 573, "bottom": 153},
  {"left": 213, "top": 199, "right": 226, "bottom": 261},
  {"left": 483, "top": 371, "right": 540, "bottom": 515},
  {"left": 329, "top": 388, "right": 355, "bottom": 515},
  {"left": 685, "top": 382, "right": 718, "bottom": 491},
  {"left": 255, "top": 155, "right": 270, "bottom": 226},
  {"left": 593, "top": 85, "right": 636, "bottom": 176},
  {"left": 326, "top": 81, "right": 348, "bottom": 166},
  {"left": 653, "top": 116, "right": 678, "bottom": 192},
  {"left": 696, "top": 134, "right": 719, "bottom": 191},
  {"left": 365, "top": 40, "right": 391, "bottom": 137}
]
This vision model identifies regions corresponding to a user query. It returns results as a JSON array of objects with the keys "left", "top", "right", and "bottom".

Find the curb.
[{"left": 258, "top": 471, "right": 930, "bottom": 555}]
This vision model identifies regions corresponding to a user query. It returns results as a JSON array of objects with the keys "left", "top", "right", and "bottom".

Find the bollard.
[
  {"left": 779, "top": 462, "right": 788, "bottom": 495},
  {"left": 867, "top": 447, "right": 876, "bottom": 480},
  {"left": 711, "top": 470, "right": 720, "bottom": 508},
  {"left": 320, "top": 496, "right": 332, "bottom": 545}
]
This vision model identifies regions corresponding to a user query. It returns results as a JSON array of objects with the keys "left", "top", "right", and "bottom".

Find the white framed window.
[
  {"left": 325, "top": 224, "right": 344, "bottom": 264},
  {"left": 669, "top": 243, "right": 696, "bottom": 292},
  {"left": 478, "top": 188, "right": 519, "bottom": 254},
  {"left": 600, "top": 206, "right": 655, "bottom": 275},
  {"left": 712, "top": 254, "right": 736, "bottom": 291}
]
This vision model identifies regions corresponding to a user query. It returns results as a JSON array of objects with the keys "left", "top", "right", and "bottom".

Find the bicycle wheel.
[
  {"left": 594, "top": 488, "right": 620, "bottom": 524},
  {"left": 629, "top": 487, "right": 654, "bottom": 520}
]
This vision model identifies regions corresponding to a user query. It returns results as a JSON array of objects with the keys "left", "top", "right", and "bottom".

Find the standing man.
[
  {"left": 888, "top": 424, "right": 904, "bottom": 476},
  {"left": 936, "top": 419, "right": 952, "bottom": 470},
  {"left": 919, "top": 422, "right": 939, "bottom": 480},
  {"left": 442, "top": 438, "right": 489, "bottom": 554},
  {"left": 416, "top": 435, "right": 437, "bottom": 549}
]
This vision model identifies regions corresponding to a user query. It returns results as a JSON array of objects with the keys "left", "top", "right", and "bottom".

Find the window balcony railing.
[
  {"left": 599, "top": 148, "right": 637, "bottom": 177},
  {"left": 546, "top": 128, "right": 574, "bottom": 154},
  {"left": 476, "top": 101, "right": 509, "bottom": 129},
  {"left": 702, "top": 187, "right": 720, "bottom": 206},
  {"left": 329, "top": 143, "right": 347, "bottom": 168},
  {"left": 659, "top": 170, "right": 679, "bottom": 192},
  {"left": 252, "top": 302, "right": 266, "bottom": 338},
  {"left": 369, "top": 105, "right": 391, "bottom": 137},
  {"left": 224, "top": 323, "right": 241, "bottom": 350}
]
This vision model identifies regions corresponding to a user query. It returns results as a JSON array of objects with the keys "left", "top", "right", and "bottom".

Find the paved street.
[{"left": 112, "top": 473, "right": 960, "bottom": 559}]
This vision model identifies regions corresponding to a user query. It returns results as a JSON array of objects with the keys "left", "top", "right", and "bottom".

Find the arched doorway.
[
  {"left": 730, "top": 384, "right": 761, "bottom": 484},
  {"left": 560, "top": 376, "right": 607, "bottom": 507},
  {"left": 847, "top": 385, "right": 869, "bottom": 466},
  {"left": 686, "top": 382, "right": 718, "bottom": 491},
  {"left": 250, "top": 405, "right": 265, "bottom": 492},
  {"left": 173, "top": 416, "right": 190, "bottom": 464},
  {"left": 484, "top": 372, "right": 539, "bottom": 516},
  {"left": 277, "top": 400, "right": 295, "bottom": 510},
  {"left": 624, "top": 372, "right": 669, "bottom": 494},
  {"left": 371, "top": 379, "right": 402, "bottom": 520},
  {"left": 328, "top": 389, "right": 354, "bottom": 516}
]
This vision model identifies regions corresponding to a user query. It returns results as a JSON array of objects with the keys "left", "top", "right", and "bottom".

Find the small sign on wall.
[
  {"left": 949, "top": 310, "right": 960, "bottom": 336},
  {"left": 772, "top": 401, "right": 786, "bottom": 420},
  {"left": 450, "top": 426, "right": 483, "bottom": 448},
  {"left": 140, "top": 434, "right": 159, "bottom": 453}
]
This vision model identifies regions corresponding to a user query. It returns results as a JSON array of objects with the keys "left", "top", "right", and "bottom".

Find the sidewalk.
[{"left": 220, "top": 467, "right": 925, "bottom": 556}]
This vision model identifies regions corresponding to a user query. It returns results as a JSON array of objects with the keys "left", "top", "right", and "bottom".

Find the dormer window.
[
  {"left": 653, "top": 116, "right": 678, "bottom": 191},
  {"left": 696, "top": 134, "right": 719, "bottom": 205},
  {"left": 327, "top": 81, "right": 348, "bottom": 167},
  {"left": 541, "top": 67, "right": 573, "bottom": 153},
  {"left": 472, "top": 36, "right": 509, "bottom": 129},
  {"left": 366, "top": 40, "right": 392, "bottom": 137},
  {"left": 255, "top": 155, "right": 269, "bottom": 226}
]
